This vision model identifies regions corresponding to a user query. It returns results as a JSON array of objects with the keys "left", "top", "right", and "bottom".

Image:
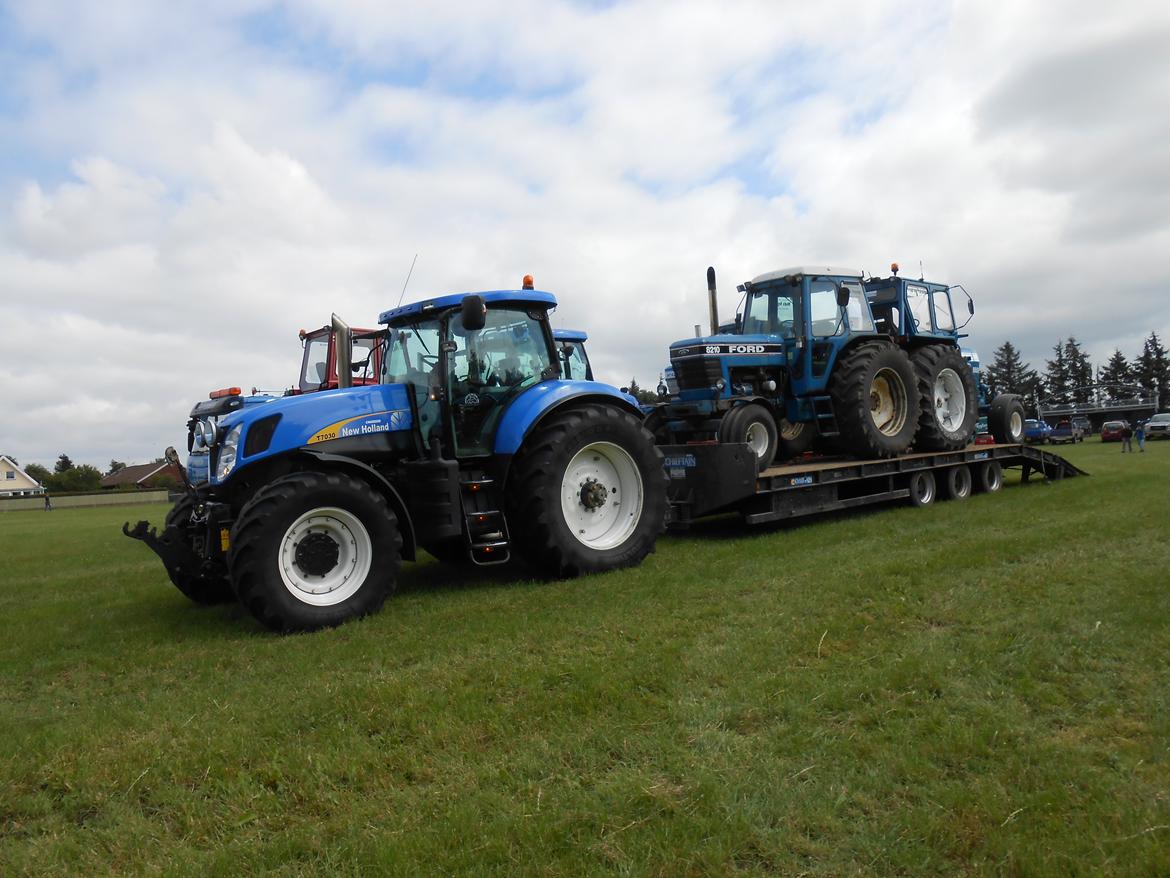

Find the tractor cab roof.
[
  {"left": 553, "top": 329, "right": 587, "bottom": 342},
  {"left": 379, "top": 289, "right": 557, "bottom": 325},
  {"left": 749, "top": 266, "right": 863, "bottom": 285}
]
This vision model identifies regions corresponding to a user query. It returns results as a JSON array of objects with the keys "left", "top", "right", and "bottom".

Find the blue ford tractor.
[
  {"left": 652, "top": 266, "right": 925, "bottom": 467},
  {"left": 863, "top": 264, "right": 1024, "bottom": 448},
  {"left": 125, "top": 284, "right": 667, "bottom": 632}
]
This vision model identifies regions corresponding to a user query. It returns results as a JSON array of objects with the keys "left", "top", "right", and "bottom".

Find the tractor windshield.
[
  {"left": 743, "top": 288, "right": 801, "bottom": 338},
  {"left": 382, "top": 321, "right": 441, "bottom": 385}
]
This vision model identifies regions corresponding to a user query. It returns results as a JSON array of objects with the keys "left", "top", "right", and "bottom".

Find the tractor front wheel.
[
  {"left": 228, "top": 472, "right": 401, "bottom": 632},
  {"left": 718, "top": 403, "right": 779, "bottom": 469},
  {"left": 507, "top": 404, "right": 668, "bottom": 578},
  {"left": 162, "top": 496, "right": 234, "bottom": 605},
  {"left": 829, "top": 342, "right": 921, "bottom": 458},
  {"left": 989, "top": 394, "right": 1026, "bottom": 444}
]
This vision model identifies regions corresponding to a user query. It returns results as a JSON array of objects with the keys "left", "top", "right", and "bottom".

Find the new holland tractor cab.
[
  {"left": 126, "top": 281, "right": 667, "bottom": 633},
  {"left": 653, "top": 266, "right": 926, "bottom": 468}
]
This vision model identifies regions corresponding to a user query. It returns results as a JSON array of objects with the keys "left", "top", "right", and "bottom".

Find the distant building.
[
  {"left": 0, "top": 455, "right": 45, "bottom": 497},
  {"left": 100, "top": 461, "right": 184, "bottom": 490}
]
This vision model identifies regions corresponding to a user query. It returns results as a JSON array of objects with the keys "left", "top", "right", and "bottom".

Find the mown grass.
[{"left": 1, "top": 440, "right": 1168, "bottom": 876}]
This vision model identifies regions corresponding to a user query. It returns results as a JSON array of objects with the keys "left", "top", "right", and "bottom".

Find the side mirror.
[
  {"left": 967, "top": 299, "right": 975, "bottom": 316},
  {"left": 734, "top": 313, "right": 743, "bottom": 332},
  {"left": 836, "top": 285, "right": 851, "bottom": 308},
  {"left": 461, "top": 294, "right": 487, "bottom": 331}
]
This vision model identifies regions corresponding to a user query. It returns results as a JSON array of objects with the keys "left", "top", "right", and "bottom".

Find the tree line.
[
  {"left": 984, "top": 331, "right": 1169, "bottom": 409},
  {"left": 17, "top": 455, "right": 141, "bottom": 493}
]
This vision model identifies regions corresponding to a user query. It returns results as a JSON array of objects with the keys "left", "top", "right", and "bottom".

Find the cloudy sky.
[{"left": 2, "top": 0, "right": 1168, "bottom": 468}]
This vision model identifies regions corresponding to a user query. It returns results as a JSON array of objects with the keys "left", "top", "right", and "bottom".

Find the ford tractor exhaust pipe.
[
  {"left": 332, "top": 313, "right": 353, "bottom": 389},
  {"left": 707, "top": 266, "right": 719, "bottom": 336}
]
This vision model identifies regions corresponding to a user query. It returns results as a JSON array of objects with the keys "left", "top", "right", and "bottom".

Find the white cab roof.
[{"left": 751, "top": 266, "right": 863, "bottom": 284}]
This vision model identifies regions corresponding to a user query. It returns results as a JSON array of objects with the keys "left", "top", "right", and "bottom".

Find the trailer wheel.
[
  {"left": 974, "top": 460, "right": 1003, "bottom": 493},
  {"left": 830, "top": 342, "right": 921, "bottom": 458},
  {"left": 228, "top": 472, "right": 400, "bottom": 632},
  {"left": 942, "top": 465, "right": 972, "bottom": 500},
  {"left": 162, "top": 496, "right": 234, "bottom": 605},
  {"left": 989, "top": 394, "right": 1026, "bottom": 444},
  {"left": 507, "top": 403, "right": 667, "bottom": 578},
  {"left": 908, "top": 471, "right": 936, "bottom": 507},
  {"left": 718, "top": 404, "right": 779, "bottom": 469},
  {"left": 911, "top": 345, "right": 979, "bottom": 451},
  {"left": 777, "top": 417, "right": 816, "bottom": 460}
]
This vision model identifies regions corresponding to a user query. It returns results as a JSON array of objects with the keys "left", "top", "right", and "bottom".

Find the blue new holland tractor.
[
  {"left": 126, "top": 284, "right": 667, "bottom": 632},
  {"left": 651, "top": 264, "right": 1023, "bottom": 469}
]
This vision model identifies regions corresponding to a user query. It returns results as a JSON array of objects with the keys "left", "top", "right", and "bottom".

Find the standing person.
[
  {"left": 43, "top": 492, "right": 52, "bottom": 511},
  {"left": 1136, "top": 419, "right": 1146, "bottom": 452},
  {"left": 1121, "top": 421, "right": 1133, "bottom": 453}
]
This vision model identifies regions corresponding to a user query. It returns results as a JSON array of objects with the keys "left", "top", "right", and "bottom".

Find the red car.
[{"left": 1100, "top": 420, "right": 1128, "bottom": 442}]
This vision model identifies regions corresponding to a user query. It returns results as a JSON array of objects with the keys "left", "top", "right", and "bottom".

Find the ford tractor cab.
[
  {"left": 126, "top": 282, "right": 666, "bottom": 633},
  {"left": 652, "top": 266, "right": 923, "bottom": 468},
  {"left": 554, "top": 329, "right": 593, "bottom": 381}
]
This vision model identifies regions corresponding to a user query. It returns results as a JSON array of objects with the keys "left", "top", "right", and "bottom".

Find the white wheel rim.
[
  {"left": 1009, "top": 411, "right": 1023, "bottom": 439},
  {"left": 779, "top": 418, "right": 804, "bottom": 441},
  {"left": 560, "top": 441, "right": 645, "bottom": 550},
  {"left": 278, "top": 507, "right": 372, "bottom": 606},
  {"left": 934, "top": 368, "right": 966, "bottom": 433},
  {"left": 744, "top": 421, "right": 770, "bottom": 460},
  {"left": 870, "top": 368, "right": 908, "bottom": 436}
]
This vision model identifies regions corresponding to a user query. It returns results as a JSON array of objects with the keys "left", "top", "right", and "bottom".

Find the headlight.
[
  {"left": 193, "top": 418, "right": 217, "bottom": 448},
  {"left": 216, "top": 425, "right": 241, "bottom": 482}
]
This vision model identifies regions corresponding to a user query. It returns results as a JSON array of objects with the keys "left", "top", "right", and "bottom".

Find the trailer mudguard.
[{"left": 492, "top": 380, "right": 642, "bottom": 455}]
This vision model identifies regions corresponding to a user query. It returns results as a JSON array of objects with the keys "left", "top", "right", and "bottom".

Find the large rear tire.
[
  {"left": 989, "top": 394, "right": 1026, "bottom": 444},
  {"left": 162, "top": 496, "right": 234, "bottom": 605},
  {"left": 228, "top": 472, "right": 401, "bottom": 632},
  {"left": 776, "top": 416, "right": 816, "bottom": 460},
  {"left": 911, "top": 345, "right": 979, "bottom": 450},
  {"left": 718, "top": 403, "right": 779, "bottom": 469},
  {"left": 507, "top": 404, "right": 668, "bottom": 578},
  {"left": 829, "top": 342, "right": 921, "bottom": 458}
]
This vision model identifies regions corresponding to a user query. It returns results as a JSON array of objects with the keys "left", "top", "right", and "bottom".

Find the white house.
[{"left": 0, "top": 455, "right": 45, "bottom": 497}]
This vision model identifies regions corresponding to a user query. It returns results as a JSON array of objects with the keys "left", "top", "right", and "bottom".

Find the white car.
[{"left": 1145, "top": 412, "right": 1170, "bottom": 439}]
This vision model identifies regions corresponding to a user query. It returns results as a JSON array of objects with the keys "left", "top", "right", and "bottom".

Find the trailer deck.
[{"left": 661, "top": 442, "right": 1086, "bottom": 527}]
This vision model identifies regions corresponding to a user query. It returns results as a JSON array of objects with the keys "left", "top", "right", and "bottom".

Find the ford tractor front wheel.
[
  {"left": 718, "top": 403, "right": 779, "bottom": 469},
  {"left": 829, "top": 342, "right": 921, "bottom": 458},
  {"left": 227, "top": 472, "right": 401, "bottom": 632},
  {"left": 507, "top": 403, "right": 668, "bottom": 578}
]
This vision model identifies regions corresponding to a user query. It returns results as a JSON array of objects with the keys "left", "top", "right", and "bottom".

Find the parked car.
[
  {"left": 1049, "top": 418, "right": 1085, "bottom": 444},
  {"left": 1072, "top": 415, "right": 1093, "bottom": 435},
  {"left": 1100, "top": 420, "right": 1129, "bottom": 442},
  {"left": 973, "top": 416, "right": 995, "bottom": 445},
  {"left": 1023, "top": 419, "right": 1053, "bottom": 444},
  {"left": 1145, "top": 412, "right": 1170, "bottom": 439}
]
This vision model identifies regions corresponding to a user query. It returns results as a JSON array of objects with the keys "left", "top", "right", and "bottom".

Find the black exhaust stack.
[{"left": 707, "top": 266, "right": 719, "bottom": 336}]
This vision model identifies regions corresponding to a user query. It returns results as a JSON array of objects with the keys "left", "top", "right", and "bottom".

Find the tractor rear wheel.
[
  {"left": 507, "top": 403, "right": 667, "bottom": 578},
  {"left": 776, "top": 416, "right": 816, "bottom": 460},
  {"left": 718, "top": 403, "right": 779, "bottom": 469},
  {"left": 162, "top": 496, "right": 234, "bottom": 605},
  {"left": 829, "top": 342, "right": 921, "bottom": 458},
  {"left": 228, "top": 472, "right": 400, "bottom": 632},
  {"left": 989, "top": 394, "right": 1026, "bottom": 444},
  {"left": 911, "top": 345, "right": 979, "bottom": 450}
]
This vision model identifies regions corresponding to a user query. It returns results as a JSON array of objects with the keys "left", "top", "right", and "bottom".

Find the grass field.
[{"left": 2, "top": 440, "right": 1169, "bottom": 875}]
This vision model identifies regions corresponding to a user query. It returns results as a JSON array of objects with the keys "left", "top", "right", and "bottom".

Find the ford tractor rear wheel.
[
  {"left": 829, "top": 342, "right": 921, "bottom": 458},
  {"left": 989, "top": 394, "right": 1026, "bottom": 444},
  {"left": 162, "top": 496, "right": 234, "bottom": 605},
  {"left": 776, "top": 416, "right": 816, "bottom": 461},
  {"left": 507, "top": 403, "right": 668, "bottom": 578},
  {"left": 228, "top": 472, "right": 401, "bottom": 632},
  {"left": 911, "top": 345, "right": 979, "bottom": 451},
  {"left": 718, "top": 403, "right": 779, "bottom": 469}
]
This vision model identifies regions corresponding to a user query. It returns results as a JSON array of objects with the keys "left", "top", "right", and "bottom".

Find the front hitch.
[{"left": 123, "top": 519, "right": 206, "bottom": 580}]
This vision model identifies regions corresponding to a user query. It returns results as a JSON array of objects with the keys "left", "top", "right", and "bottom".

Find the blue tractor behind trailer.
[
  {"left": 651, "top": 265, "right": 1025, "bottom": 470},
  {"left": 126, "top": 285, "right": 667, "bottom": 632}
]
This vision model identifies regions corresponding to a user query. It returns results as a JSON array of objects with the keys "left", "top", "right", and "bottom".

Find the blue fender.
[{"left": 493, "top": 380, "right": 642, "bottom": 455}]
